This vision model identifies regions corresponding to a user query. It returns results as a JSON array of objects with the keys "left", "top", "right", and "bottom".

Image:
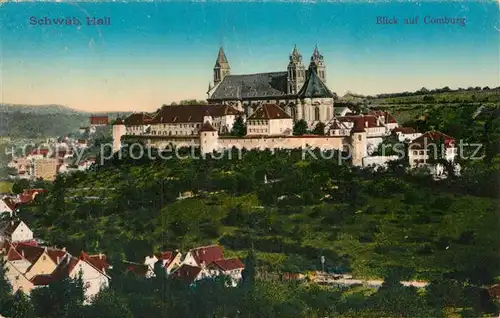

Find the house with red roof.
[
  {"left": 408, "top": 130, "right": 459, "bottom": 177},
  {"left": 206, "top": 258, "right": 245, "bottom": 287},
  {"left": 170, "top": 264, "right": 209, "bottom": 284},
  {"left": 182, "top": 245, "right": 224, "bottom": 267},
  {"left": 409, "top": 130, "right": 456, "bottom": 167},
  {"left": 13, "top": 243, "right": 67, "bottom": 279},
  {"left": 246, "top": 104, "right": 293, "bottom": 136},
  {"left": 48, "top": 251, "right": 111, "bottom": 302},
  {"left": 0, "top": 197, "right": 17, "bottom": 216},
  {"left": 144, "top": 250, "right": 182, "bottom": 277}
]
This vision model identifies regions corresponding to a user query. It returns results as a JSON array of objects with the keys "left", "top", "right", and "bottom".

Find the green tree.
[
  {"left": 9, "top": 290, "right": 35, "bottom": 318},
  {"left": 242, "top": 249, "right": 257, "bottom": 287},
  {"left": 311, "top": 122, "right": 325, "bottom": 135},
  {"left": 12, "top": 179, "right": 30, "bottom": 194},
  {"left": 0, "top": 259, "right": 13, "bottom": 316},
  {"left": 293, "top": 120, "right": 308, "bottom": 136},
  {"left": 231, "top": 116, "right": 247, "bottom": 137},
  {"left": 84, "top": 288, "right": 133, "bottom": 318}
]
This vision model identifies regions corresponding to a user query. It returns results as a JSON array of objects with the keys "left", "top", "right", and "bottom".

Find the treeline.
[{"left": 372, "top": 85, "right": 499, "bottom": 99}]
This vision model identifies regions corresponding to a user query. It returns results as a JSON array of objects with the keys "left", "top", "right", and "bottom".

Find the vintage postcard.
[{"left": 0, "top": 0, "right": 499, "bottom": 316}]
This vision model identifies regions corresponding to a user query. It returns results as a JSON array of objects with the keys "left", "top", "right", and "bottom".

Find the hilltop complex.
[{"left": 112, "top": 46, "right": 457, "bottom": 169}]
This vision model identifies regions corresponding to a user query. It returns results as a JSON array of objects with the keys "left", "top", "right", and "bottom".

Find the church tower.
[
  {"left": 287, "top": 45, "right": 306, "bottom": 95},
  {"left": 309, "top": 45, "right": 326, "bottom": 83},
  {"left": 213, "top": 47, "right": 231, "bottom": 86}
]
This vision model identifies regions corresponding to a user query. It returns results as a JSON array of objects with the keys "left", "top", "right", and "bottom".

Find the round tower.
[
  {"left": 199, "top": 121, "right": 219, "bottom": 155},
  {"left": 112, "top": 118, "right": 126, "bottom": 153}
]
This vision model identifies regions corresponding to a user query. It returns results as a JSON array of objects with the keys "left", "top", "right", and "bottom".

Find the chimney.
[
  {"left": 21, "top": 250, "right": 25, "bottom": 258},
  {"left": 365, "top": 121, "right": 368, "bottom": 128},
  {"left": 44, "top": 247, "right": 47, "bottom": 252}
]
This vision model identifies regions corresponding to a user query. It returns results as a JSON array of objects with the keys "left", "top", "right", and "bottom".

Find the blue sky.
[{"left": 0, "top": 1, "right": 498, "bottom": 111}]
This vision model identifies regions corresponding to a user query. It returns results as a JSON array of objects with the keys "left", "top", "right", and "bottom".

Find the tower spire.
[{"left": 213, "top": 47, "right": 230, "bottom": 85}]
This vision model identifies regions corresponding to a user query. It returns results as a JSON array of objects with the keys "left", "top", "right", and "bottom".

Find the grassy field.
[{"left": 0, "top": 181, "right": 13, "bottom": 193}]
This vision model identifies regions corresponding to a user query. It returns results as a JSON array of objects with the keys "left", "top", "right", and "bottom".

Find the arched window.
[{"left": 314, "top": 107, "right": 320, "bottom": 121}]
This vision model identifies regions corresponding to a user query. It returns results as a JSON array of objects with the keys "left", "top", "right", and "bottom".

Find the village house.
[
  {"left": 49, "top": 251, "right": 111, "bottom": 301},
  {"left": 246, "top": 104, "right": 293, "bottom": 136},
  {"left": 147, "top": 104, "right": 242, "bottom": 136},
  {"left": 170, "top": 264, "right": 210, "bottom": 285},
  {"left": 408, "top": 130, "right": 457, "bottom": 168},
  {"left": 144, "top": 250, "right": 182, "bottom": 277},
  {"left": 0, "top": 198, "right": 16, "bottom": 216},
  {"left": 182, "top": 245, "right": 225, "bottom": 267},
  {"left": 206, "top": 258, "right": 245, "bottom": 287},
  {"left": 14, "top": 243, "right": 67, "bottom": 279},
  {"left": 392, "top": 127, "right": 422, "bottom": 142},
  {"left": 0, "top": 220, "right": 34, "bottom": 243}
]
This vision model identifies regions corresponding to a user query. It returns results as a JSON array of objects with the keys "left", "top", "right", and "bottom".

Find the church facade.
[{"left": 206, "top": 46, "right": 337, "bottom": 128}]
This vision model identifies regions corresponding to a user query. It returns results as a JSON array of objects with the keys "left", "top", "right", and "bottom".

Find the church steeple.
[
  {"left": 309, "top": 45, "right": 326, "bottom": 83},
  {"left": 287, "top": 45, "right": 306, "bottom": 95},
  {"left": 213, "top": 47, "right": 230, "bottom": 86}
]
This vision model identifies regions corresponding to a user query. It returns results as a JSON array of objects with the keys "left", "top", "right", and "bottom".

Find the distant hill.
[{"left": 0, "top": 104, "right": 131, "bottom": 138}]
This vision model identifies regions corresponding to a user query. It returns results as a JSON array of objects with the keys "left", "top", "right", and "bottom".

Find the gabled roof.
[
  {"left": 297, "top": 68, "right": 334, "bottom": 98},
  {"left": 208, "top": 72, "right": 289, "bottom": 100},
  {"left": 171, "top": 264, "right": 202, "bottom": 283},
  {"left": 3, "top": 220, "right": 23, "bottom": 236},
  {"left": 13, "top": 243, "right": 45, "bottom": 264},
  {"left": 392, "top": 127, "right": 416, "bottom": 134},
  {"left": 150, "top": 104, "right": 241, "bottom": 124},
  {"left": 1, "top": 241, "right": 24, "bottom": 261},
  {"left": 199, "top": 121, "right": 217, "bottom": 132},
  {"left": 124, "top": 112, "right": 155, "bottom": 126},
  {"left": 80, "top": 252, "right": 110, "bottom": 274},
  {"left": 188, "top": 245, "right": 224, "bottom": 266},
  {"left": 248, "top": 104, "right": 291, "bottom": 120},
  {"left": 411, "top": 130, "right": 455, "bottom": 148},
  {"left": 1, "top": 198, "right": 17, "bottom": 211},
  {"left": 124, "top": 261, "right": 150, "bottom": 277},
  {"left": 209, "top": 258, "right": 245, "bottom": 271},
  {"left": 31, "top": 274, "right": 57, "bottom": 286},
  {"left": 338, "top": 115, "right": 384, "bottom": 129}
]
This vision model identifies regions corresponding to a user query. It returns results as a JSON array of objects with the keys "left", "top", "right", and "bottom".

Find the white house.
[
  {"left": 408, "top": 130, "right": 457, "bottom": 172},
  {"left": 52, "top": 252, "right": 110, "bottom": 302},
  {"left": 182, "top": 245, "right": 224, "bottom": 267},
  {"left": 1, "top": 221, "right": 33, "bottom": 243},
  {"left": 206, "top": 258, "right": 245, "bottom": 287},
  {"left": 144, "top": 251, "right": 182, "bottom": 277},
  {"left": 170, "top": 264, "right": 210, "bottom": 285},
  {"left": 246, "top": 104, "right": 293, "bottom": 136},
  {"left": 0, "top": 198, "right": 16, "bottom": 216}
]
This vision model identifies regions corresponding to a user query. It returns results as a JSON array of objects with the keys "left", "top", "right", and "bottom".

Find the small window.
[{"left": 358, "top": 135, "right": 362, "bottom": 141}]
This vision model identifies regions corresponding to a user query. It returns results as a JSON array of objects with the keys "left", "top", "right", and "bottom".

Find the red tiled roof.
[
  {"left": 31, "top": 274, "right": 57, "bottom": 286},
  {"left": 14, "top": 243, "right": 45, "bottom": 264},
  {"left": 29, "top": 149, "right": 50, "bottom": 156},
  {"left": 51, "top": 255, "right": 80, "bottom": 279},
  {"left": 80, "top": 252, "right": 110, "bottom": 274},
  {"left": 151, "top": 104, "right": 241, "bottom": 124},
  {"left": 124, "top": 112, "right": 155, "bottom": 126},
  {"left": 393, "top": 127, "right": 416, "bottom": 134},
  {"left": 124, "top": 262, "right": 150, "bottom": 276},
  {"left": 248, "top": 104, "right": 291, "bottom": 120},
  {"left": 199, "top": 121, "right": 217, "bottom": 132},
  {"left": 171, "top": 264, "right": 202, "bottom": 283},
  {"left": 189, "top": 245, "right": 224, "bottom": 266},
  {"left": 339, "top": 115, "right": 383, "bottom": 129},
  {"left": 90, "top": 115, "right": 109, "bottom": 125},
  {"left": 411, "top": 130, "right": 455, "bottom": 148},
  {"left": 210, "top": 258, "right": 245, "bottom": 271},
  {"left": 1, "top": 242, "right": 24, "bottom": 261},
  {"left": 46, "top": 249, "right": 67, "bottom": 265}
]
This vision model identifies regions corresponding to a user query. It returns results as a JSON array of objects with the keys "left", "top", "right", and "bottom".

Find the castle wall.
[{"left": 218, "top": 135, "right": 346, "bottom": 152}]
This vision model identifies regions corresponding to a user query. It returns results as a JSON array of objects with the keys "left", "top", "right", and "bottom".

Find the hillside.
[{"left": 0, "top": 104, "right": 130, "bottom": 138}]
